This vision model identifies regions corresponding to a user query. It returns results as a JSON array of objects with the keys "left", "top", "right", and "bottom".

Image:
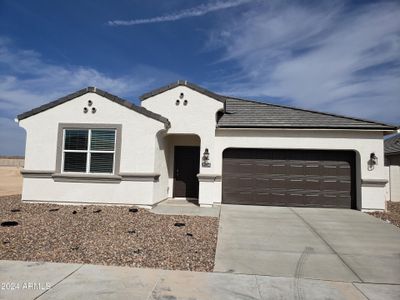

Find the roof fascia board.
[{"left": 216, "top": 126, "right": 396, "bottom": 132}]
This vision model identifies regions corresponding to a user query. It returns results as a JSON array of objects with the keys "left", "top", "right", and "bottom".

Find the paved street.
[{"left": 1, "top": 260, "right": 400, "bottom": 300}]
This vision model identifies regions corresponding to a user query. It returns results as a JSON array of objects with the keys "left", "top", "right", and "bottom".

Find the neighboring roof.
[
  {"left": 385, "top": 133, "right": 400, "bottom": 155},
  {"left": 139, "top": 80, "right": 226, "bottom": 103},
  {"left": 17, "top": 87, "right": 170, "bottom": 127},
  {"left": 217, "top": 97, "right": 397, "bottom": 130}
]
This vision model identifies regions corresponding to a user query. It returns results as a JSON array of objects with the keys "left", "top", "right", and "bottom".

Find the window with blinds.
[{"left": 63, "top": 129, "right": 116, "bottom": 174}]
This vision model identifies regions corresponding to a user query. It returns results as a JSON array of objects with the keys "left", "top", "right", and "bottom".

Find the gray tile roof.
[
  {"left": 17, "top": 87, "right": 170, "bottom": 127},
  {"left": 217, "top": 97, "right": 397, "bottom": 130},
  {"left": 140, "top": 80, "right": 226, "bottom": 102},
  {"left": 16, "top": 82, "right": 396, "bottom": 132},
  {"left": 385, "top": 133, "right": 400, "bottom": 155}
]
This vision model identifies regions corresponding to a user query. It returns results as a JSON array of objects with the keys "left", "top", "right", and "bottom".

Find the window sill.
[
  {"left": 52, "top": 173, "right": 122, "bottom": 183},
  {"left": 21, "top": 170, "right": 160, "bottom": 183}
]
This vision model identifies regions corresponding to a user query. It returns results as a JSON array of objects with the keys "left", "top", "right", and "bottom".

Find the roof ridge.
[
  {"left": 223, "top": 95, "right": 397, "bottom": 128},
  {"left": 140, "top": 80, "right": 225, "bottom": 103}
]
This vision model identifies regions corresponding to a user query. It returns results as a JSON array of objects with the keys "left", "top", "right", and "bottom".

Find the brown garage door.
[{"left": 222, "top": 149, "right": 356, "bottom": 208}]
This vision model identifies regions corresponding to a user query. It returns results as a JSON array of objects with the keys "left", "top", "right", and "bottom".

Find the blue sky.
[{"left": 0, "top": 0, "right": 399, "bottom": 155}]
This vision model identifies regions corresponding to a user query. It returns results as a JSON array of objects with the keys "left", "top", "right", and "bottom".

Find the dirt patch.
[
  {"left": 368, "top": 201, "right": 400, "bottom": 228},
  {"left": 0, "top": 166, "right": 23, "bottom": 196},
  {"left": 0, "top": 195, "right": 219, "bottom": 272}
]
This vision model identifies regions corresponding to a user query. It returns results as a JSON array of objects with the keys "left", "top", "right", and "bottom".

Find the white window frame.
[{"left": 61, "top": 128, "right": 116, "bottom": 174}]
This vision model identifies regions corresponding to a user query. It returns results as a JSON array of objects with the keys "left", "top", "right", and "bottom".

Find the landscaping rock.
[
  {"left": 1, "top": 221, "right": 18, "bottom": 227},
  {"left": 368, "top": 201, "right": 400, "bottom": 228},
  {"left": 0, "top": 195, "right": 219, "bottom": 272}
]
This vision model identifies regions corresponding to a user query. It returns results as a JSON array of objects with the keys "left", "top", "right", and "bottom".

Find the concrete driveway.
[{"left": 214, "top": 205, "right": 400, "bottom": 284}]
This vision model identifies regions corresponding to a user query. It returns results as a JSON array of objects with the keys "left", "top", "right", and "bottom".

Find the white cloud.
[
  {"left": 208, "top": 1, "right": 400, "bottom": 124},
  {"left": 0, "top": 39, "right": 178, "bottom": 155},
  {"left": 108, "top": 0, "right": 253, "bottom": 26}
]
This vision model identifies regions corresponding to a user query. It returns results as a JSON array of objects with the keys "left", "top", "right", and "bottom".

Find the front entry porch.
[
  {"left": 151, "top": 197, "right": 220, "bottom": 217},
  {"left": 160, "top": 133, "right": 220, "bottom": 208}
]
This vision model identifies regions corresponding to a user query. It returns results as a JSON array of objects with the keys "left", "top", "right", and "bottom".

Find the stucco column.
[{"left": 198, "top": 137, "right": 221, "bottom": 207}]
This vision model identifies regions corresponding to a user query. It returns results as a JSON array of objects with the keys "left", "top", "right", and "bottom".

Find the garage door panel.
[
  {"left": 268, "top": 178, "right": 286, "bottom": 188},
  {"left": 289, "top": 165, "right": 305, "bottom": 175},
  {"left": 305, "top": 164, "right": 321, "bottom": 175},
  {"left": 224, "top": 176, "right": 253, "bottom": 189},
  {"left": 223, "top": 161, "right": 252, "bottom": 173},
  {"left": 223, "top": 191, "right": 252, "bottom": 204},
  {"left": 320, "top": 179, "right": 351, "bottom": 191},
  {"left": 222, "top": 149, "right": 355, "bottom": 208},
  {"left": 303, "top": 178, "right": 320, "bottom": 190}
]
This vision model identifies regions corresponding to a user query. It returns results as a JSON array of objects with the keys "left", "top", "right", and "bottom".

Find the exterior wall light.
[
  {"left": 370, "top": 152, "right": 378, "bottom": 165},
  {"left": 368, "top": 152, "right": 378, "bottom": 171},
  {"left": 202, "top": 148, "right": 211, "bottom": 168}
]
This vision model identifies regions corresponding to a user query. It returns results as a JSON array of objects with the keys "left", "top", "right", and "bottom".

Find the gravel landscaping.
[
  {"left": 368, "top": 201, "right": 400, "bottom": 228},
  {"left": 0, "top": 195, "right": 219, "bottom": 272}
]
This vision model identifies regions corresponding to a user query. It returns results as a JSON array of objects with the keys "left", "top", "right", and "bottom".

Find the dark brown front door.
[
  {"left": 173, "top": 146, "right": 200, "bottom": 198},
  {"left": 222, "top": 149, "right": 356, "bottom": 209}
]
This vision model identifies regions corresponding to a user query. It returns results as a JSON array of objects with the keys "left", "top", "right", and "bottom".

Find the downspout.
[{"left": 389, "top": 159, "right": 392, "bottom": 204}]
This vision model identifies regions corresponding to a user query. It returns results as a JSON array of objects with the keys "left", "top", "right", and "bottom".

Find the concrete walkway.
[
  {"left": 151, "top": 198, "right": 220, "bottom": 217},
  {"left": 1, "top": 260, "right": 400, "bottom": 300},
  {"left": 214, "top": 205, "right": 400, "bottom": 284}
]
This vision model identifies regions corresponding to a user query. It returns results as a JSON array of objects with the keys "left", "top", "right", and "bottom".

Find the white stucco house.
[{"left": 16, "top": 81, "right": 397, "bottom": 210}]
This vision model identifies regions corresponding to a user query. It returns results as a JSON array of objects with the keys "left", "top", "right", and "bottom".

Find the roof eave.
[
  {"left": 217, "top": 125, "right": 397, "bottom": 130},
  {"left": 16, "top": 87, "right": 170, "bottom": 127},
  {"left": 17, "top": 87, "right": 90, "bottom": 121}
]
